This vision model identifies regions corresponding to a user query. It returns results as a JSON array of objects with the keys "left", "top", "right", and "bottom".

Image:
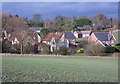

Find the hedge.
[{"left": 105, "top": 46, "right": 116, "bottom": 53}]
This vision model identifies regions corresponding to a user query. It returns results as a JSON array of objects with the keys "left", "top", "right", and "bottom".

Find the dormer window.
[
  {"left": 111, "top": 40, "right": 114, "bottom": 44},
  {"left": 72, "top": 39, "right": 75, "bottom": 41}
]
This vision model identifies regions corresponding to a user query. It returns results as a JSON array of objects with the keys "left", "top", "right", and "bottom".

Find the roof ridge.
[{"left": 94, "top": 32, "right": 109, "bottom": 33}]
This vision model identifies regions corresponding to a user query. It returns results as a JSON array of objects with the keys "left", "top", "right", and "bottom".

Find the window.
[
  {"left": 72, "top": 39, "right": 75, "bottom": 41},
  {"left": 86, "top": 34, "right": 89, "bottom": 36},
  {"left": 83, "top": 34, "right": 85, "bottom": 37},
  {"left": 111, "top": 40, "right": 114, "bottom": 44}
]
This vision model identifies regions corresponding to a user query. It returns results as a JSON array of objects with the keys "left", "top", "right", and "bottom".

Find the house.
[
  {"left": 88, "top": 31, "right": 116, "bottom": 47},
  {"left": 77, "top": 25, "right": 92, "bottom": 31},
  {"left": 11, "top": 32, "right": 25, "bottom": 45},
  {"left": 73, "top": 30, "right": 92, "bottom": 38},
  {"left": 11, "top": 30, "right": 42, "bottom": 46},
  {"left": 65, "top": 32, "right": 76, "bottom": 45},
  {"left": 2, "top": 30, "right": 8, "bottom": 40},
  {"left": 106, "top": 24, "right": 112, "bottom": 28},
  {"left": 22, "top": 33, "right": 37, "bottom": 46},
  {"left": 12, "top": 37, "right": 19, "bottom": 45},
  {"left": 43, "top": 32, "right": 69, "bottom": 52}
]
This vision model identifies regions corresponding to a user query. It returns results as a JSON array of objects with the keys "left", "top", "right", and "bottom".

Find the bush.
[
  {"left": 38, "top": 43, "right": 50, "bottom": 54},
  {"left": 105, "top": 46, "right": 116, "bottom": 53},
  {"left": 77, "top": 41, "right": 88, "bottom": 48},
  {"left": 115, "top": 46, "right": 120, "bottom": 52},
  {"left": 33, "top": 44, "right": 38, "bottom": 54},
  {"left": 2, "top": 40, "right": 11, "bottom": 53},
  {"left": 84, "top": 44, "right": 106, "bottom": 56},
  {"left": 59, "top": 46, "right": 68, "bottom": 55},
  {"left": 23, "top": 43, "right": 34, "bottom": 54},
  {"left": 68, "top": 45, "right": 77, "bottom": 53},
  {"left": 77, "top": 48, "right": 84, "bottom": 53},
  {"left": 51, "top": 50, "right": 59, "bottom": 55},
  {"left": 10, "top": 45, "right": 21, "bottom": 54},
  {"left": 116, "top": 43, "right": 120, "bottom": 46}
]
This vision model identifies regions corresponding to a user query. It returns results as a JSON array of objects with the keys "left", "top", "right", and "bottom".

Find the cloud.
[{"left": 2, "top": 2, "right": 118, "bottom": 20}]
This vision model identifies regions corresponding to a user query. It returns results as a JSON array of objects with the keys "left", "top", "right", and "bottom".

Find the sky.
[{"left": 2, "top": 2, "right": 118, "bottom": 20}]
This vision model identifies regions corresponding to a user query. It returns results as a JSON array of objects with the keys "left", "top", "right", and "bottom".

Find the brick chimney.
[{"left": 109, "top": 31, "right": 112, "bottom": 34}]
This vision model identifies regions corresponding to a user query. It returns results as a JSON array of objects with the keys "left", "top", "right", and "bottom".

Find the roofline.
[
  {"left": 98, "top": 40, "right": 105, "bottom": 47},
  {"left": 112, "top": 34, "right": 116, "bottom": 41},
  {"left": 88, "top": 33, "right": 98, "bottom": 41},
  {"left": 56, "top": 33, "right": 64, "bottom": 42},
  {"left": 43, "top": 32, "right": 63, "bottom": 42},
  {"left": 93, "top": 31, "right": 109, "bottom": 33}
]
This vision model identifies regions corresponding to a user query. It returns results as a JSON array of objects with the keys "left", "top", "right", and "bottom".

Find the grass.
[
  {"left": 2, "top": 56, "right": 118, "bottom": 82},
  {"left": 113, "top": 30, "right": 120, "bottom": 44},
  {"left": 76, "top": 38, "right": 88, "bottom": 42}
]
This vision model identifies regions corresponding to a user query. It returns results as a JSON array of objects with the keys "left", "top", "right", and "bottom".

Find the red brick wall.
[
  {"left": 107, "top": 37, "right": 116, "bottom": 46},
  {"left": 88, "top": 33, "right": 116, "bottom": 46},
  {"left": 69, "top": 39, "right": 76, "bottom": 44},
  {"left": 88, "top": 33, "right": 97, "bottom": 43}
]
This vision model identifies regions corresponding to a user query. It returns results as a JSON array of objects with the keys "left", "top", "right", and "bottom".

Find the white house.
[{"left": 43, "top": 32, "right": 69, "bottom": 52}]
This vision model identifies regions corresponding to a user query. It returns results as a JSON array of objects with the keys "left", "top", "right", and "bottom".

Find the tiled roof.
[
  {"left": 11, "top": 30, "right": 35, "bottom": 41},
  {"left": 43, "top": 32, "right": 63, "bottom": 41},
  {"left": 94, "top": 32, "right": 113, "bottom": 41},
  {"left": 65, "top": 32, "right": 76, "bottom": 39},
  {"left": 76, "top": 31, "right": 91, "bottom": 34}
]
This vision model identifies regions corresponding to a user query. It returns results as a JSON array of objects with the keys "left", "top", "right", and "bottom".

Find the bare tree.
[
  {"left": 84, "top": 44, "right": 106, "bottom": 56},
  {"left": 32, "top": 14, "right": 42, "bottom": 23}
]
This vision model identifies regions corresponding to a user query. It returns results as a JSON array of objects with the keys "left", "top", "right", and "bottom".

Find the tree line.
[{"left": 2, "top": 12, "right": 118, "bottom": 35}]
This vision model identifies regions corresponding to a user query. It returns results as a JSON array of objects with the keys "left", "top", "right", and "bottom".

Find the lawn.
[
  {"left": 2, "top": 56, "right": 118, "bottom": 82},
  {"left": 76, "top": 38, "right": 88, "bottom": 42}
]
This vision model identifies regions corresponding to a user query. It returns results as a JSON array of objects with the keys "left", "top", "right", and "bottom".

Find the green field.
[{"left": 2, "top": 56, "right": 118, "bottom": 82}]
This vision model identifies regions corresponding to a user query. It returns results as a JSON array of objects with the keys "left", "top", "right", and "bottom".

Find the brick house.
[
  {"left": 73, "top": 31, "right": 92, "bottom": 38},
  {"left": 88, "top": 31, "right": 116, "bottom": 47}
]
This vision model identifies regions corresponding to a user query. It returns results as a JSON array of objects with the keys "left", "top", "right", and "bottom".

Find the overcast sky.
[{"left": 2, "top": 2, "right": 118, "bottom": 20}]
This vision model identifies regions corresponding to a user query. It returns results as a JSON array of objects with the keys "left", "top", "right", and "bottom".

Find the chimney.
[
  {"left": 109, "top": 31, "right": 112, "bottom": 34},
  {"left": 71, "top": 30, "right": 73, "bottom": 33}
]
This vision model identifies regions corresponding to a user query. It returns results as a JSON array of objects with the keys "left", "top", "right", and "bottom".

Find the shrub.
[
  {"left": 116, "top": 43, "right": 120, "bottom": 46},
  {"left": 10, "top": 45, "right": 21, "bottom": 54},
  {"left": 2, "top": 39, "right": 12, "bottom": 53},
  {"left": 77, "top": 41, "right": 88, "bottom": 48},
  {"left": 68, "top": 45, "right": 77, "bottom": 53},
  {"left": 59, "top": 46, "right": 68, "bottom": 55},
  {"left": 115, "top": 46, "right": 120, "bottom": 52},
  {"left": 33, "top": 44, "right": 38, "bottom": 54},
  {"left": 38, "top": 43, "right": 50, "bottom": 54},
  {"left": 51, "top": 50, "right": 59, "bottom": 55},
  {"left": 23, "top": 43, "right": 34, "bottom": 54},
  {"left": 77, "top": 48, "right": 84, "bottom": 53},
  {"left": 84, "top": 44, "right": 106, "bottom": 56},
  {"left": 105, "top": 46, "right": 116, "bottom": 53}
]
